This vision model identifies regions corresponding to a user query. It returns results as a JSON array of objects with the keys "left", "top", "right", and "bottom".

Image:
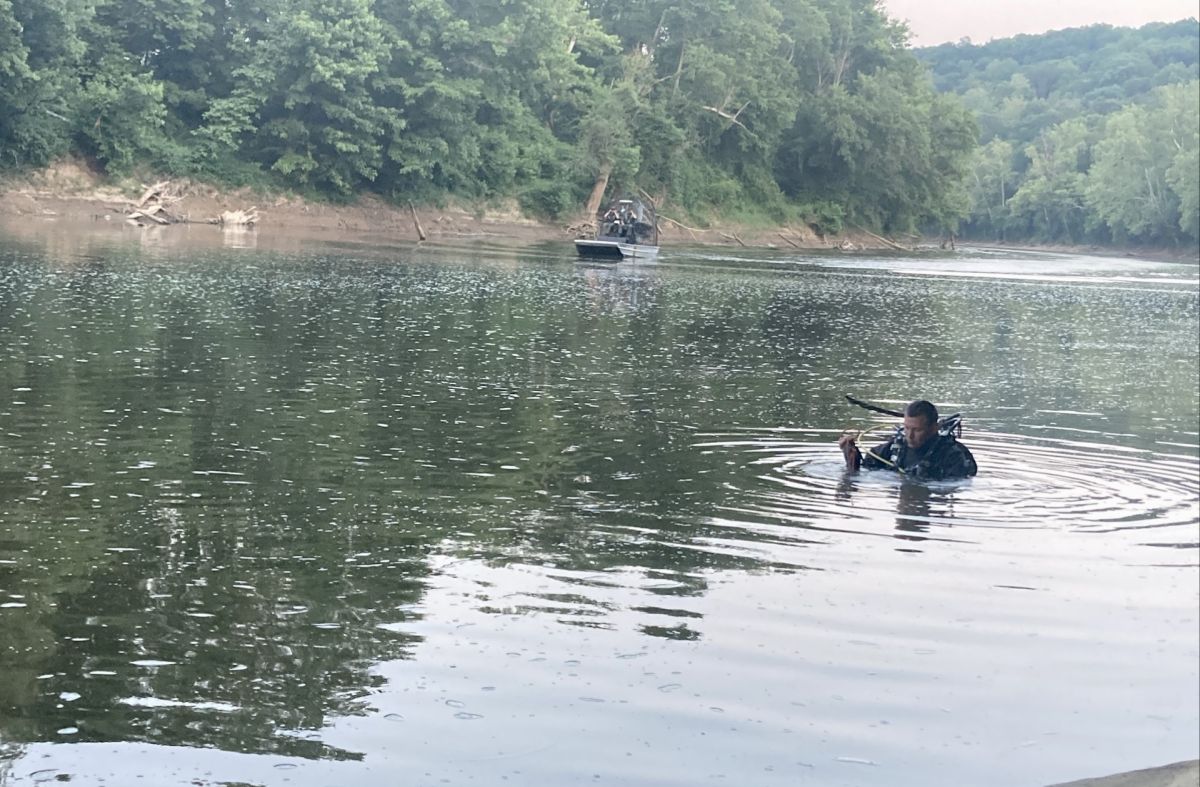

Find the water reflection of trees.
[
  {"left": 2, "top": 242, "right": 1196, "bottom": 760},
  {"left": 0, "top": 485, "right": 427, "bottom": 755},
  {"left": 0, "top": 256, "right": 434, "bottom": 752}
]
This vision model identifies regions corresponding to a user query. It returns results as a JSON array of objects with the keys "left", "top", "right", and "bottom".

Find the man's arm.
[
  {"left": 839, "top": 433, "right": 894, "bottom": 471},
  {"left": 838, "top": 432, "right": 862, "bottom": 470}
]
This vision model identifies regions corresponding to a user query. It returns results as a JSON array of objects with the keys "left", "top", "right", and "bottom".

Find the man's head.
[{"left": 902, "top": 399, "right": 939, "bottom": 450}]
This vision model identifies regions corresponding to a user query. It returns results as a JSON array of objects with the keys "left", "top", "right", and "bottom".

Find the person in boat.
[
  {"left": 838, "top": 399, "right": 977, "bottom": 480},
  {"left": 617, "top": 204, "right": 633, "bottom": 237},
  {"left": 603, "top": 207, "right": 620, "bottom": 236}
]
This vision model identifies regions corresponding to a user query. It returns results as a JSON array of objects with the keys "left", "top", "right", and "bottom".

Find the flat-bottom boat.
[
  {"left": 573, "top": 238, "right": 659, "bottom": 260},
  {"left": 575, "top": 197, "right": 659, "bottom": 262}
]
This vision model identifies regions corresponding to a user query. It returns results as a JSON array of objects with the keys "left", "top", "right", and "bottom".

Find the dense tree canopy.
[
  {"left": 0, "top": 0, "right": 980, "bottom": 233},
  {"left": 920, "top": 20, "right": 1200, "bottom": 247},
  {"left": 2, "top": 1, "right": 1195, "bottom": 245}
]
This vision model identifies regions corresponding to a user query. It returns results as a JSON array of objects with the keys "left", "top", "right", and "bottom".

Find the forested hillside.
[
  {"left": 0, "top": 0, "right": 975, "bottom": 233},
  {"left": 919, "top": 21, "right": 1200, "bottom": 247}
]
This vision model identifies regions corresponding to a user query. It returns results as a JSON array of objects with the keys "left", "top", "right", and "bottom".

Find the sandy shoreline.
[
  {"left": 2, "top": 164, "right": 1196, "bottom": 262},
  {"left": 0, "top": 165, "right": 847, "bottom": 253}
]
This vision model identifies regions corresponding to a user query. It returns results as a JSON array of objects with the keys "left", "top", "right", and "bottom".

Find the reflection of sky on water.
[
  {"left": 805, "top": 250, "right": 1200, "bottom": 285},
  {"left": 0, "top": 232, "right": 1196, "bottom": 787},
  {"left": 8, "top": 536, "right": 1192, "bottom": 786},
  {"left": 670, "top": 245, "right": 1199, "bottom": 288}
]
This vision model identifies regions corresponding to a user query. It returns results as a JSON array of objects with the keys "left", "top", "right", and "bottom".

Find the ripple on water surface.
[
  {"left": 695, "top": 428, "right": 1200, "bottom": 552},
  {"left": 0, "top": 238, "right": 1197, "bottom": 787}
]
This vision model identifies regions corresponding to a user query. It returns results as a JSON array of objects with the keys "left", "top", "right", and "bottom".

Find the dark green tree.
[
  {"left": 197, "top": 0, "right": 398, "bottom": 195},
  {"left": 0, "top": 0, "right": 89, "bottom": 169},
  {"left": 1086, "top": 81, "right": 1199, "bottom": 242},
  {"left": 919, "top": 19, "right": 1199, "bottom": 245},
  {"left": 1007, "top": 119, "right": 1091, "bottom": 241}
]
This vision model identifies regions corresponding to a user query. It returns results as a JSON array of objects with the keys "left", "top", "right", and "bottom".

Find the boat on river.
[{"left": 575, "top": 197, "right": 659, "bottom": 261}]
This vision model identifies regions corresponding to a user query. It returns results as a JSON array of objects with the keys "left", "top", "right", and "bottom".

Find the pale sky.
[{"left": 882, "top": 0, "right": 1199, "bottom": 46}]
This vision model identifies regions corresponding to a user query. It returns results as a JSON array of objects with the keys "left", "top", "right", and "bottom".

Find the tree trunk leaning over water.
[{"left": 585, "top": 162, "right": 612, "bottom": 220}]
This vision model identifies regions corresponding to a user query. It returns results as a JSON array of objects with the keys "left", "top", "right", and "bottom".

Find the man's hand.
[{"left": 838, "top": 432, "right": 862, "bottom": 470}]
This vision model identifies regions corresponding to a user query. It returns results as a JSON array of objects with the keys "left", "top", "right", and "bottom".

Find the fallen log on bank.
[
  {"left": 128, "top": 205, "right": 170, "bottom": 225},
  {"left": 135, "top": 181, "right": 171, "bottom": 210},
  {"left": 214, "top": 207, "right": 259, "bottom": 227},
  {"left": 125, "top": 180, "right": 183, "bottom": 225},
  {"left": 852, "top": 224, "right": 910, "bottom": 252},
  {"left": 657, "top": 214, "right": 702, "bottom": 235},
  {"left": 566, "top": 221, "right": 596, "bottom": 238},
  {"left": 658, "top": 215, "right": 700, "bottom": 241}
]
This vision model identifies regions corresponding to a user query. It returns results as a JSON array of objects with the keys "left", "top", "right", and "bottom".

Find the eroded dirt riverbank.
[{"left": 3, "top": 162, "right": 1194, "bottom": 261}]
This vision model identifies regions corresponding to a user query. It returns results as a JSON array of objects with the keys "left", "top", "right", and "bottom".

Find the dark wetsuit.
[{"left": 862, "top": 431, "right": 977, "bottom": 480}]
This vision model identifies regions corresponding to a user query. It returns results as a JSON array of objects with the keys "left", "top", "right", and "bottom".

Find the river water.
[{"left": 0, "top": 225, "right": 1197, "bottom": 786}]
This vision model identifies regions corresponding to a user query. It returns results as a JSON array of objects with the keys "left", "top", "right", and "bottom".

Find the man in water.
[{"left": 838, "top": 399, "right": 977, "bottom": 480}]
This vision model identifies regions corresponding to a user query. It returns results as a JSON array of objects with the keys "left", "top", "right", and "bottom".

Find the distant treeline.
[
  {"left": 920, "top": 21, "right": 1200, "bottom": 246},
  {"left": 0, "top": 0, "right": 976, "bottom": 233}
]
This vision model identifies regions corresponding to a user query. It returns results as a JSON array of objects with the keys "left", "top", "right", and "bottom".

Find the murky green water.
[{"left": 1, "top": 226, "right": 1197, "bottom": 786}]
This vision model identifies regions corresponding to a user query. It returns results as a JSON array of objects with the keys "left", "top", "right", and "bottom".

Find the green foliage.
[
  {"left": 1085, "top": 107, "right": 1174, "bottom": 241},
  {"left": 670, "top": 157, "right": 743, "bottom": 211},
  {"left": 92, "top": 0, "right": 220, "bottom": 128},
  {"left": 921, "top": 20, "right": 1199, "bottom": 246},
  {"left": 0, "top": 0, "right": 40, "bottom": 168},
  {"left": 922, "top": 21, "right": 1197, "bottom": 114},
  {"left": 966, "top": 139, "right": 1017, "bottom": 238},
  {"left": 797, "top": 199, "right": 844, "bottom": 235},
  {"left": 0, "top": 1, "right": 30, "bottom": 83},
  {"left": 194, "top": 0, "right": 397, "bottom": 196},
  {"left": 781, "top": 62, "right": 977, "bottom": 233},
  {"left": 576, "top": 82, "right": 641, "bottom": 182},
  {"left": 1085, "top": 81, "right": 1199, "bottom": 243},
  {"left": 1, "top": 0, "right": 993, "bottom": 234},
  {"left": 74, "top": 62, "right": 169, "bottom": 172},
  {"left": 1160, "top": 81, "right": 1200, "bottom": 239},
  {"left": 519, "top": 176, "right": 584, "bottom": 219},
  {"left": 0, "top": 0, "right": 84, "bottom": 169},
  {"left": 1007, "top": 119, "right": 1091, "bottom": 241}
]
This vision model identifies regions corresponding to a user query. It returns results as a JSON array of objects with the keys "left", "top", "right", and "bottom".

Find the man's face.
[{"left": 903, "top": 414, "right": 937, "bottom": 450}]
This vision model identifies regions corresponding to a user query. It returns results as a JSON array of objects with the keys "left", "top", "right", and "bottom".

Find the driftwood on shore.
[
  {"left": 128, "top": 203, "right": 170, "bottom": 225},
  {"left": 104, "top": 186, "right": 917, "bottom": 252},
  {"left": 135, "top": 181, "right": 169, "bottom": 210},
  {"left": 116, "top": 179, "right": 263, "bottom": 229},
  {"left": 214, "top": 207, "right": 259, "bottom": 227},
  {"left": 852, "top": 224, "right": 911, "bottom": 252},
  {"left": 657, "top": 214, "right": 702, "bottom": 240},
  {"left": 566, "top": 220, "right": 596, "bottom": 238},
  {"left": 218, "top": 208, "right": 259, "bottom": 226},
  {"left": 124, "top": 180, "right": 183, "bottom": 226}
]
